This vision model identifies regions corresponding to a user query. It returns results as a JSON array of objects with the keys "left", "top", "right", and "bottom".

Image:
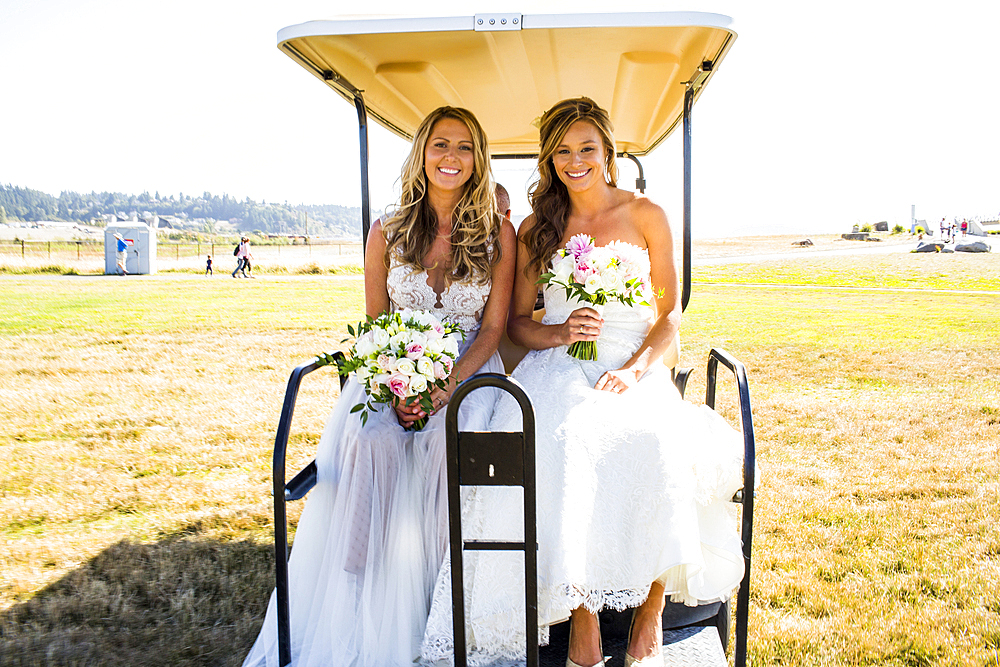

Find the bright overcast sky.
[{"left": 2, "top": 0, "right": 998, "bottom": 237}]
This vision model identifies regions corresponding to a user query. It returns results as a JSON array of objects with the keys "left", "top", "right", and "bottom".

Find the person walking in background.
[
  {"left": 961, "top": 219, "right": 968, "bottom": 238},
  {"left": 940, "top": 217, "right": 947, "bottom": 241},
  {"left": 205, "top": 255, "right": 213, "bottom": 276},
  {"left": 232, "top": 236, "right": 250, "bottom": 278},
  {"left": 243, "top": 251, "right": 256, "bottom": 279},
  {"left": 113, "top": 232, "right": 128, "bottom": 275}
]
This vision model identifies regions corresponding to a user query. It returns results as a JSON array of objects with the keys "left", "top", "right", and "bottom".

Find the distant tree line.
[{"left": 0, "top": 184, "right": 362, "bottom": 239}]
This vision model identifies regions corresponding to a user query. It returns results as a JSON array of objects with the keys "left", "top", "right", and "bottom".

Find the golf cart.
[{"left": 269, "top": 11, "right": 756, "bottom": 667}]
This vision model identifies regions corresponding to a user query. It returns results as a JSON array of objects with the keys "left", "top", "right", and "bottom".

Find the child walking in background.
[{"left": 205, "top": 255, "right": 213, "bottom": 276}]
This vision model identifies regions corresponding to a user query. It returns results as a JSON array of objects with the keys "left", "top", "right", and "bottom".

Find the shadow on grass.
[{"left": 0, "top": 532, "right": 276, "bottom": 667}]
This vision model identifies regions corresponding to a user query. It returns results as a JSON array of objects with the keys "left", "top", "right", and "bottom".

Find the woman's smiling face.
[
  {"left": 424, "top": 117, "right": 475, "bottom": 195},
  {"left": 551, "top": 120, "right": 606, "bottom": 193}
]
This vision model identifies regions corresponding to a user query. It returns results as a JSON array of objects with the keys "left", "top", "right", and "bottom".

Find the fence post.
[
  {"left": 21, "top": 239, "right": 25, "bottom": 258},
  {"left": 176, "top": 244, "right": 179, "bottom": 260},
  {"left": 48, "top": 241, "right": 51, "bottom": 259},
  {"left": 77, "top": 242, "right": 81, "bottom": 260}
]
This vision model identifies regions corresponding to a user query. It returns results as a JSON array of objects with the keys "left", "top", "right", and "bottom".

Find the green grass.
[
  {"left": 0, "top": 275, "right": 365, "bottom": 334},
  {"left": 0, "top": 264, "right": 80, "bottom": 275},
  {"left": 1, "top": 268, "right": 998, "bottom": 666}
]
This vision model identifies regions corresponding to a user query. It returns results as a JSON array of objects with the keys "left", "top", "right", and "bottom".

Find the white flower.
[
  {"left": 552, "top": 254, "right": 575, "bottom": 284},
  {"left": 372, "top": 327, "right": 390, "bottom": 348},
  {"left": 583, "top": 273, "right": 603, "bottom": 295},
  {"left": 415, "top": 311, "right": 438, "bottom": 327},
  {"left": 355, "top": 336, "right": 378, "bottom": 358},
  {"left": 395, "top": 358, "right": 417, "bottom": 376},
  {"left": 356, "top": 364, "right": 373, "bottom": 381},
  {"left": 409, "top": 331, "right": 428, "bottom": 348},
  {"left": 389, "top": 331, "right": 410, "bottom": 350},
  {"left": 442, "top": 334, "right": 460, "bottom": 357},
  {"left": 416, "top": 357, "right": 434, "bottom": 378},
  {"left": 587, "top": 246, "right": 613, "bottom": 269},
  {"left": 602, "top": 270, "right": 625, "bottom": 294},
  {"left": 425, "top": 337, "right": 445, "bottom": 354},
  {"left": 409, "top": 374, "right": 428, "bottom": 394}
]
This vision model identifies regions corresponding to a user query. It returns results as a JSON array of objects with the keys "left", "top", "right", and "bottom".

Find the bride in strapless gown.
[
  {"left": 421, "top": 97, "right": 745, "bottom": 667},
  {"left": 420, "top": 252, "right": 744, "bottom": 666},
  {"left": 242, "top": 106, "right": 515, "bottom": 667}
]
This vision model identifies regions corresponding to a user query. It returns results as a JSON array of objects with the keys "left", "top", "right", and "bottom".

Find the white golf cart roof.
[{"left": 277, "top": 12, "right": 736, "bottom": 157}]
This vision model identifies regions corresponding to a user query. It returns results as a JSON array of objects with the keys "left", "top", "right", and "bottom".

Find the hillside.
[{"left": 0, "top": 184, "right": 362, "bottom": 239}]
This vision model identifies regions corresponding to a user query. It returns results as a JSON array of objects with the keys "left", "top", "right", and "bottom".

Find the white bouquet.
[
  {"left": 538, "top": 234, "right": 653, "bottom": 360},
  {"left": 336, "top": 309, "right": 464, "bottom": 431}
]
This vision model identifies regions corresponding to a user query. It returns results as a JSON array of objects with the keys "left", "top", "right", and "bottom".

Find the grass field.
[{"left": 1, "top": 251, "right": 998, "bottom": 666}]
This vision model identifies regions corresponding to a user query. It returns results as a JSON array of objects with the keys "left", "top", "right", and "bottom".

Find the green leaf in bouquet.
[
  {"left": 315, "top": 351, "right": 339, "bottom": 367},
  {"left": 420, "top": 396, "right": 434, "bottom": 411},
  {"left": 347, "top": 323, "right": 356, "bottom": 337},
  {"left": 350, "top": 403, "right": 364, "bottom": 414}
]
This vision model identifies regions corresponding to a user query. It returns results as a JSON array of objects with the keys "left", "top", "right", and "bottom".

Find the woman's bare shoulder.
[
  {"left": 620, "top": 192, "right": 670, "bottom": 234},
  {"left": 516, "top": 212, "right": 538, "bottom": 241}
]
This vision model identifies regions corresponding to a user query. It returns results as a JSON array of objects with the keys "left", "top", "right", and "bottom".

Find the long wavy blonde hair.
[
  {"left": 382, "top": 106, "right": 501, "bottom": 285},
  {"left": 523, "top": 97, "right": 618, "bottom": 277}
]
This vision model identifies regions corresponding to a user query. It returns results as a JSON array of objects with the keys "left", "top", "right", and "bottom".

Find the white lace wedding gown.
[
  {"left": 421, "top": 244, "right": 745, "bottom": 666},
  {"left": 242, "top": 255, "right": 504, "bottom": 667}
]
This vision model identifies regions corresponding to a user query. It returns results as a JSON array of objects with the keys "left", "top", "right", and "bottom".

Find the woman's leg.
[
  {"left": 567, "top": 607, "right": 603, "bottom": 666},
  {"left": 626, "top": 581, "right": 666, "bottom": 660}
]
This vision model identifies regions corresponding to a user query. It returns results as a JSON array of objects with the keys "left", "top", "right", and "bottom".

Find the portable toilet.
[{"left": 105, "top": 223, "right": 157, "bottom": 275}]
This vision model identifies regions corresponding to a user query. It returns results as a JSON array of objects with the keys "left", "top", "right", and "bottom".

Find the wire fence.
[{"left": 0, "top": 240, "right": 364, "bottom": 272}]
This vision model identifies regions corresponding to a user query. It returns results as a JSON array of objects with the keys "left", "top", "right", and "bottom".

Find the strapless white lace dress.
[
  {"left": 242, "top": 255, "right": 504, "bottom": 667},
  {"left": 421, "top": 246, "right": 744, "bottom": 666}
]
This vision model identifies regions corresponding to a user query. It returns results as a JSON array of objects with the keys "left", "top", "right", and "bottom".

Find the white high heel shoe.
[
  {"left": 566, "top": 657, "right": 606, "bottom": 667},
  {"left": 624, "top": 610, "right": 664, "bottom": 667}
]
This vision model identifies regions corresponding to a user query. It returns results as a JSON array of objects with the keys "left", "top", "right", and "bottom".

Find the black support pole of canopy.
[
  {"left": 355, "top": 93, "right": 372, "bottom": 254},
  {"left": 620, "top": 152, "right": 646, "bottom": 194},
  {"left": 681, "top": 85, "right": 693, "bottom": 313}
]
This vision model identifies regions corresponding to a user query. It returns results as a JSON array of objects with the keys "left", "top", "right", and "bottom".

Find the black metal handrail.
[
  {"left": 705, "top": 348, "right": 756, "bottom": 667},
  {"left": 446, "top": 373, "right": 538, "bottom": 667},
  {"left": 272, "top": 352, "right": 344, "bottom": 667}
]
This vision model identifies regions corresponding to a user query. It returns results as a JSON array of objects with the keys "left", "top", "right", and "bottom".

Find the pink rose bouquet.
[
  {"left": 336, "top": 308, "right": 463, "bottom": 430},
  {"left": 538, "top": 234, "right": 653, "bottom": 361}
]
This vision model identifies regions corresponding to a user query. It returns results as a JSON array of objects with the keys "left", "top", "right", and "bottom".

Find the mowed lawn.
[{"left": 1, "top": 251, "right": 998, "bottom": 666}]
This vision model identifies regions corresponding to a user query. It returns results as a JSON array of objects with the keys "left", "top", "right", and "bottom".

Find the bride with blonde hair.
[{"left": 243, "top": 105, "right": 516, "bottom": 667}]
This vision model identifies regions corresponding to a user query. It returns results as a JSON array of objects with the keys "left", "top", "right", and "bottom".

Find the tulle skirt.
[{"left": 243, "top": 341, "right": 503, "bottom": 667}]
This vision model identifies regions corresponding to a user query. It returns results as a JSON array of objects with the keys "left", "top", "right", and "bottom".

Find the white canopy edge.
[{"left": 277, "top": 12, "right": 735, "bottom": 41}]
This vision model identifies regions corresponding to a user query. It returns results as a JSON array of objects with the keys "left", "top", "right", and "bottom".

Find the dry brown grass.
[
  {"left": 678, "top": 286, "right": 1000, "bottom": 666},
  {"left": 1, "top": 263, "right": 998, "bottom": 665}
]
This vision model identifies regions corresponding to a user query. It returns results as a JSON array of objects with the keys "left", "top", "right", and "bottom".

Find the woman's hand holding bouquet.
[
  {"left": 336, "top": 309, "right": 464, "bottom": 431},
  {"left": 537, "top": 234, "right": 653, "bottom": 360}
]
